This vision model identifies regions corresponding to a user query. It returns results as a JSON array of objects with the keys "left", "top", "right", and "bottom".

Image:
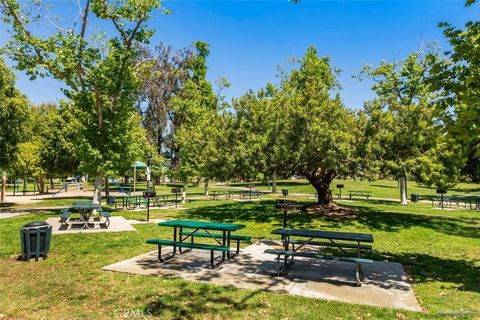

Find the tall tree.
[
  {"left": 239, "top": 46, "right": 357, "bottom": 204},
  {"left": 136, "top": 44, "right": 194, "bottom": 158},
  {"left": 433, "top": 1, "right": 480, "bottom": 183},
  {"left": 232, "top": 84, "right": 288, "bottom": 193},
  {"left": 171, "top": 41, "right": 226, "bottom": 192},
  {"left": 1, "top": 0, "right": 164, "bottom": 203},
  {"left": 358, "top": 50, "right": 461, "bottom": 203},
  {"left": 0, "top": 57, "right": 29, "bottom": 202},
  {"left": 34, "top": 102, "right": 81, "bottom": 189}
]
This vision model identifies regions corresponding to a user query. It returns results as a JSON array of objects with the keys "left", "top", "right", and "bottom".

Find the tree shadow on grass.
[
  {"left": 331, "top": 203, "right": 480, "bottom": 240},
  {"left": 143, "top": 282, "right": 265, "bottom": 319},
  {"left": 371, "top": 251, "right": 480, "bottom": 293},
  {"left": 180, "top": 201, "right": 281, "bottom": 224}
]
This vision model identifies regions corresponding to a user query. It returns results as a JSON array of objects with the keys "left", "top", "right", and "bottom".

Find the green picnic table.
[
  {"left": 147, "top": 219, "right": 248, "bottom": 268},
  {"left": 265, "top": 228, "right": 374, "bottom": 286},
  {"left": 72, "top": 201, "right": 101, "bottom": 229}
]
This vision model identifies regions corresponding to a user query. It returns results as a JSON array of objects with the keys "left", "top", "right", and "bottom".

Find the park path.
[{"left": 0, "top": 206, "right": 65, "bottom": 219}]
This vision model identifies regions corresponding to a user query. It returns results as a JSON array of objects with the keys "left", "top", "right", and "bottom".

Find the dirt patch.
[{"left": 303, "top": 203, "right": 358, "bottom": 219}]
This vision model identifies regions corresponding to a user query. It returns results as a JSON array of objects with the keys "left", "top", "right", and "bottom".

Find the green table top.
[
  {"left": 272, "top": 228, "right": 374, "bottom": 243},
  {"left": 72, "top": 201, "right": 100, "bottom": 210},
  {"left": 159, "top": 219, "right": 245, "bottom": 231}
]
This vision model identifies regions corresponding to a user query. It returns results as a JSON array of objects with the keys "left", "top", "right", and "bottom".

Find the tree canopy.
[
  {"left": 0, "top": 57, "right": 29, "bottom": 201},
  {"left": 1, "top": 0, "right": 164, "bottom": 202}
]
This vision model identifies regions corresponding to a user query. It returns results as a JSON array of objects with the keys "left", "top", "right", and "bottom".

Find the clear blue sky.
[{"left": 0, "top": 1, "right": 478, "bottom": 109}]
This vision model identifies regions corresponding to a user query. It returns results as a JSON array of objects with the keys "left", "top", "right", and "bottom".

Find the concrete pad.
[
  {"left": 103, "top": 241, "right": 421, "bottom": 312},
  {"left": 46, "top": 216, "right": 136, "bottom": 234}
]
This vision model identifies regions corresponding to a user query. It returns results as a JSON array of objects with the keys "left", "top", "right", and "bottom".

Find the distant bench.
[
  {"left": 349, "top": 191, "right": 371, "bottom": 200},
  {"left": 108, "top": 194, "right": 179, "bottom": 210},
  {"left": 209, "top": 191, "right": 232, "bottom": 200},
  {"left": 432, "top": 195, "right": 480, "bottom": 210},
  {"left": 240, "top": 190, "right": 261, "bottom": 199}
]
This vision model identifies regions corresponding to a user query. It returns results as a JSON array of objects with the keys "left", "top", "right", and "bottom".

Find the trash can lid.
[{"left": 24, "top": 221, "right": 49, "bottom": 228}]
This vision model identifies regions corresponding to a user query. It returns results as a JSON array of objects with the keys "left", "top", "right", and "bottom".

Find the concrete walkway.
[
  {"left": 103, "top": 241, "right": 421, "bottom": 312},
  {"left": 0, "top": 206, "right": 66, "bottom": 219}
]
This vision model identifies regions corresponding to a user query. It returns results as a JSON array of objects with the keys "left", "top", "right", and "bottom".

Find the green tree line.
[{"left": 1, "top": 0, "right": 478, "bottom": 205}]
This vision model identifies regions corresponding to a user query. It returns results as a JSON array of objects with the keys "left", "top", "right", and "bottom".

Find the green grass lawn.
[{"left": 1, "top": 188, "right": 479, "bottom": 319}]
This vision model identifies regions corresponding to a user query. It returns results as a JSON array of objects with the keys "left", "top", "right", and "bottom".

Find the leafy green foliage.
[
  {"left": 434, "top": 4, "right": 480, "bottom": 182},
  {"left": 1, "top": 0, "right": 164, "bottom": 200},
  {"left": 0, "top": 57, "right": 29, "bottom": 169},
  {"left": 171, "top": 41, "right": 233, "bottom": 185},
  {"left": 358, "top": 50, "right": 462, "bottom": 190},
  {"left": 234, "top": 46, "right": 357, "bottom": 203}
]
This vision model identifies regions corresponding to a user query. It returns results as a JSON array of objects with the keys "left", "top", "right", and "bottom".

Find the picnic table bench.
[
  {"left": 154, "top": 194, "right": 180, "bottom": 206},
  {"left": 432, "top": 195, "right": 480, "bottom": 210},
  {"left": 108, "top": 194, "right": 179, "bottom": 210},
  {"left": 60, "top": 202, "right": 111, "bottom": 228},
  {"left": 146, "top": 220, "right": 246, "bottom": 268},
  {"left": 107, "top": 195, "right": 144, "bottom": 210},
  {"left": 240, "top": 190, "right": 261, "bottom": 199},
  {"left": 349, "top": 191, "right": 371, "bottom": 200},
  {"left": 209, "top": 191, "right": 232, "bottom": 200},
  {"left": 265, "top": 228, "right": 374, "bottom": 286}
]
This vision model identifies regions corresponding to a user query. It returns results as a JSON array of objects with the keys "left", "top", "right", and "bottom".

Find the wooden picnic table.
[
  {"left": 266, "top": 228, "right": 374, "bottom": 286},
  {"left": 150, "top": 220, "right": 246, "bottom": 267}
]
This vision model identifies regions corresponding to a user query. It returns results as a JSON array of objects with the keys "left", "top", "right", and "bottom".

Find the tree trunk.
[
  {"left": 399, "top": 177, "right": 408, "bottom": 205},
  {"left": 92, "top": 174, "right": 103, "bottom": 205},
  {"left": 1, "top": 170, "right": 6, "bottom": 202},
  {"left": 204, "top": 178, "right": 209, "bottom": 196},
  {"left": 104, "top": 176, "right": 110, "bottom": 199},
  {"left": 272, "top": 172, "right": 277, "bottom": 194},
  {"left": 38, "top": 177, "right": 45, "bottom": 194},
  {"left": 196, "top": 176, "right": 201, "bottom": 187},
  {"left": 307, "top": 171, "right": 335, "bottom": 205}
]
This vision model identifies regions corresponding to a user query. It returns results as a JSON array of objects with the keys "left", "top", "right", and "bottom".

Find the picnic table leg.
[
  {"left": 173, "top": 226, "right": 177, "bottom": 255},
  {"left": 227, "top": 231, "right": 231, "bottom": 259},
  {"left": 284, "top": 235, "right": 289, "bottom": 270},
  {"left": 179, "top": 227, "right": 183, "bottom": 254},
  {"left": 355, "top": 263, "right": 361, "bottom": 286},
  {"left": 222, "top": 230, "right": 226, "bottom": 261},
  {"left": 157, "top": 244, "right": 163, "bottom": 262}
]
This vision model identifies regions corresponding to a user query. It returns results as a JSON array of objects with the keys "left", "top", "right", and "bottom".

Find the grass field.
[{"left": 0, "top": 180, "right": 479, "bottom": 319}]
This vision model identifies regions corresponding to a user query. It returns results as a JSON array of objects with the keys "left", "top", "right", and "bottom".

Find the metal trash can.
[
  {"left": 282, "top": 188, "right": 289, "bottom": 197},
  {"left": 20, "top": 221, "right": 52, "bottom": 261},
  {"left": 411, "top": 193, "right": 419, "bottom": 203}
]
